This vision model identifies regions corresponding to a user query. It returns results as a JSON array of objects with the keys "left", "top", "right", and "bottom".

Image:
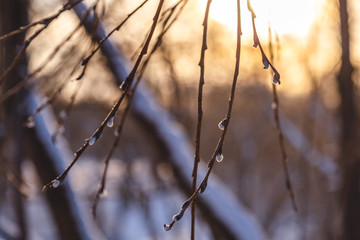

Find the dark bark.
[
  {"left": 336, "top": 0, "right": 359, "bottom": 239},
  {"left": 0, "top": 1, "right": 29, "bottom": 239},
  {"left": 0, "top": 1, "right": 91, "bottom": 239}
]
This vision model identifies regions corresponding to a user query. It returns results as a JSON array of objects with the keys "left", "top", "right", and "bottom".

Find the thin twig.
[
  {"left": 247, "top": 0, "right": 280, "bottom": 85},
  {"left": 0, "top": 0, "right": 83, "bottom": 86},
  {"left": 76, "top": 0, "right": 149, "bottom": 80},
  {"left": 0, "top": 156, "right": 28, "bottom": 198},
  {"left": 51, "top": 75, "right": 85, "bottom": 143},
  {"left": 268, "top": 26, "right": 298, "bottom": 211},
  {"left": 0, "top": 10, "right": 89, "bottom": 105},
  {"left": 91, "top": 0, "right": 190, "bottom": 217},
  {"left": 190, "top": 0, "right": 212, "bottom": 238},
  {"left": 0, "top": 0, "right": 83, "bottom": 42},
  {"left": 91, "top": 91, "right": 131, "bottom": 219},
  {"left": 42, "top": 0, "right": 165, "bottom": 192},
  {"left": 164, "top": 0, "right": 242, "bottom": 232}
]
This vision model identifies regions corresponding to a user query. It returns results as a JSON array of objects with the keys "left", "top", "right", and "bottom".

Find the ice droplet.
[
  {"left": 52, "top": 180, "right": 61, "bottom": 188},
  {"left": 218, "top": 118, "right": 228, "bottom": 131},
  {"left": 114, "top": 130, "right": 119, "bottom": 137},
  {"left": 216, "top": 153, "right": 224, "bottom": 162},
  {"left": 26, "top": 117, "right": 35, "bottom": 128},
  {"left": 263, "top": 59, "right": 269, "bottom": 69},
  {"left": 271, "top": 102, "right": 277, "bottom": 110},
  {"left": 80, "top": 57, "right": 89, "bottom": 66},
  {"left": 172, "top": 211, "right": 184, "bottom": 222},
  {"left": 163, "top": 224, "right": 171, "bottom": 231},
  {"left": 88, "top": 136, "right": 97, "bottom": 145},
  {"left": 200, "top": 181, "right": 207, "bottom": 193},
  {"left": 59, "top": 110, "right": 67, "bottom": 119},
  {"left": 107, "top": 116, "right": 114, "bottom": 128},
  {"left": 100, "top": 189, "right": 108, "bottom": 196},
  {"left": 273, "top": 74, "right": 279, "bottom": 85},
  {"left": 58, "top": 125, "right": 65, "bottom": 134},
  {"left": 181, "top": 200, "right": 191, "bottom": 209}
]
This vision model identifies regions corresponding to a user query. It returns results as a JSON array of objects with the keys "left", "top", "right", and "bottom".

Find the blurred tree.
[
  {"left": 0, "top": 1, "right": 94, "bottom": 239},
  {"left": 1, "top": 0, "right": 359, "bottom": 239},
  {"left": 336, "top": 0, "right": 359, "bottom": 239}
]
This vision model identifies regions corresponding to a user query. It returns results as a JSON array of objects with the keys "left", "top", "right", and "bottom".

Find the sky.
[{"left": 198, "top": 0, "right": 326, "bottom": 38}]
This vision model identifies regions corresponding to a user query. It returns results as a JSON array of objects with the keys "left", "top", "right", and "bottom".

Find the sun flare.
[{"left": 198, "top": 0, "right": 324, "bottom": 39}]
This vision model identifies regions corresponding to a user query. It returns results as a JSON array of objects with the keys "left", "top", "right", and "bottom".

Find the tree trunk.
[
  {"left": 0, "top": 1, "right": 93, "bottom": 239},
  {"left": 336, "top": 0, "right": 359, "bottom": 239}
]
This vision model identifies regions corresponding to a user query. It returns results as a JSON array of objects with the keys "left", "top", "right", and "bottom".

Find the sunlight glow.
[{"left": 199, "top": 0, "right": 324, "bottom": 38}]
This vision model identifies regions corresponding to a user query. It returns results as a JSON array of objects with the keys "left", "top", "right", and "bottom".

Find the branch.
[
  {"left": 70, "top": 2, "right": 269, "bottom": 239},
  {"left": 42, "top": 0, "right": 165, "bottom": 192},
  {"left": 0, "top": 0, "right": 82, "bottom": 41},
  {"left": 267, "top": 24, "right": 297, "bottom": 211},
  {"left": 247, "top": 0, "right": 297, "bottom": 211},
  {"left": 0, "top": 9, "right": 89, "bottom": 105},
  {"left": 22, "top": 91, "right": 105, "bottom": 240},
  {"left": 247, "top": 0, "right": 280, "bottom": 84},
  {"left": 191, "top": 0, "right": 212, "bottom": 237},
  {"left": 0, "top": 0, "right": 83, "bottom": 86}
]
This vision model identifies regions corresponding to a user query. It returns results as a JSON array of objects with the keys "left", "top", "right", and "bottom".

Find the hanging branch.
[
  {"left": 267, "top": 26, "right": 298, "bottom": 211},
  {"left": 247, "top": 0, "right": 280, "bottom": 85},
  {"left": 51, "top": 77, "right": 85, "bottom": 143},
  {"left": 76, "top": 0, "right": 149, "bottom": 80},
  {"left": 190, "top": 0, "right": 212, "bottom": 238},
  {"left": 91, "top": 90, "right": 131, "bottom": 219},
  {"left": 0, "top": 0, "right": 83, "bottom": 42},
  {"left": 0, "top": 0, "right": 83, "bottom": 86},
  {"left": 69, "top": 2, "right": 268, "bottom": 238},
  {"left": 91, "top": 0, "right": 190, "bottom": 218},
  {"left": 0, "top": 9, "right": 90, "bottom": 105},
  {"left": 24, "top": 47, "right": 91, "bottom": 129},
  {"left": 42, "top": 0, "right": 165, "bottom": 192},
  {"left": 0, "top": 155, "right": 28, "bottom": 198},
  {"left": 164, "top": 0, "right": 242, "bottom": 232}
]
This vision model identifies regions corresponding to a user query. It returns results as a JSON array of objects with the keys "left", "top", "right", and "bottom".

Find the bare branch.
[
  {"left": 0, "top": 0, "right": 83, "bottom": 86},
  {"left": 42, "top": 0, "right": 165, "bottom": 192}
]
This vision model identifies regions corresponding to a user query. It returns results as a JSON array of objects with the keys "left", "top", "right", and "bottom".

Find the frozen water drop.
[
  {"left": 216, "top": 153, "right": 224, "bottom": 162},
  {"left": 263, "top": 59, "right": 269, "bottom": 69},
  {"left": 107, "top": 117, "right": 114, "bottom": 128},
  {"left": 163, "top": 224, "right": 171, "bottom": 231},
  {"left": 272, "top": 74, "right": 280, "bottom": 85},
  {"left": 58, "top": 125, "right": 65, "bottom": 134},
  {"left": 80, "top": 57, "right": 89, "bottom": 66},
  {"left": 88, "top": 136, "right": 97, "bottom": 145},
  {"left": 26, "top": 117, "right": 35, "bottom": 128},
  {"left": 218, "top": 118, "right": 228, "bottom": 131},
  {"left": 181, "top": 200, "right": 191, "bottom": 209},
  {"left": 271, "top": 102, "right": 277, "bottom": 110},
  {"left": 98, "top": 189, "right": 108, "bottom": 197},
  {"left": 59, "top": 110, "right": 67, "bottom": 119},
  {"left": 52, "top": 180, "right": 61, "bottom": 188},
  {"left": 172, "top": 211, "right": 184, "bottom": 222},
  {"left": 200, "top": 181, "right": 207, "bottom": 193},
  {"left": 114, "top": 130, "right": 119, "bottom": 137}
]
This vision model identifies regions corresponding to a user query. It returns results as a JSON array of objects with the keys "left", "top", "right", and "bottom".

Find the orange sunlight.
[{"left": 198, "top": 0, "right": 325, "bottom": 39}]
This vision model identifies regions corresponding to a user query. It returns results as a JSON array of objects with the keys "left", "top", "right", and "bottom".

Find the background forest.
[{"left": 0, "top": 0, "right": 360, "bottom": 239}]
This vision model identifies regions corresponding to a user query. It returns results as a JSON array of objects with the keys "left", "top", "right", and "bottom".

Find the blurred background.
[{"left": 0, "top": 0, "right": 359, "bottom": 239}]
